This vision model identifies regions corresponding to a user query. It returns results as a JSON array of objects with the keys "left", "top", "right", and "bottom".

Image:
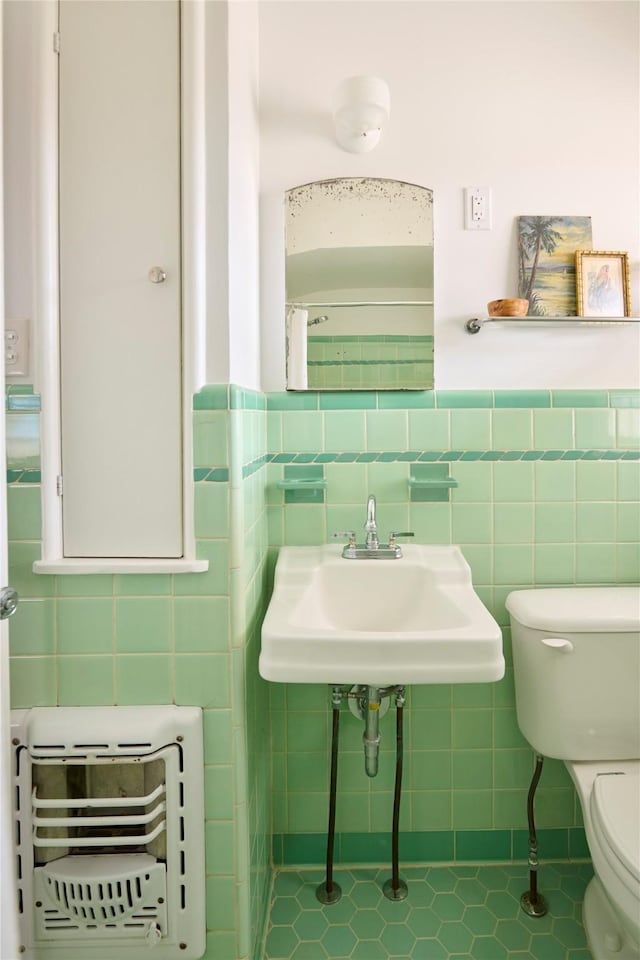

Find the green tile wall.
[
  {"left": 265, "top": 389, "right": 640, "bottom": 865},
  {"left": 6, "top": 386, "right": 640, "bottom": 956},
  {"left": 6, "top": 385, "right": 271, "bottom": 960}
]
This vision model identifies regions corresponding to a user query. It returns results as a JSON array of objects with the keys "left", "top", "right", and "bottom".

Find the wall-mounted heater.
[{"left": 10, "top": 706, "right": 205, "bottom": 960}]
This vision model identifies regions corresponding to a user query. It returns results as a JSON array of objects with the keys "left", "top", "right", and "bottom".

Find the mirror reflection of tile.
[{"left": 286, "top": 178, "right": 434, "bottom": 391}]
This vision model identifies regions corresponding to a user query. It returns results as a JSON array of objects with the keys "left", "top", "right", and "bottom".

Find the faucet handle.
[
  {"left": 389, "top": 531, "right": 415, "bottom": 547},
  {"left": 330, "top": 530, "right": 356, "bottom": 545}
]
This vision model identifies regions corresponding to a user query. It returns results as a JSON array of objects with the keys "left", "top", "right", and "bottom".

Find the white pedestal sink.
[{"left": 259, "top": 544, "right": 504, "bottom": 685}]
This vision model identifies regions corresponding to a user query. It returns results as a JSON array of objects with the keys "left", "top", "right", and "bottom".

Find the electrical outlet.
[
  {"left": 5, "top": 317, "right": 30, "bottom": 378},
  {"left": 464, "top": 186, "right": 492, "bottom": 230}
]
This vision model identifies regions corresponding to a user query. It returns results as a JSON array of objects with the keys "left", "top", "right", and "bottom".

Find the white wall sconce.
[{"left": 333, "top": 76, "right": 390, "bottom": 154}]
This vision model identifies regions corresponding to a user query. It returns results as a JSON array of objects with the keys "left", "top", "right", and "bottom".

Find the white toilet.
[{"left": 506, "top": 587, "right": 640, "bottom": 960}]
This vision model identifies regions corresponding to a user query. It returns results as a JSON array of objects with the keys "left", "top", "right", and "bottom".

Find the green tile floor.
[{"left": 263, "top": 863, "right": 594, "bottom": 959}]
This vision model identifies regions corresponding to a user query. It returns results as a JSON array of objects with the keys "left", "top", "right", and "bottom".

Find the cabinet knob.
[{"left": 148, "top": 266, "right": 167, "bottom": 284}]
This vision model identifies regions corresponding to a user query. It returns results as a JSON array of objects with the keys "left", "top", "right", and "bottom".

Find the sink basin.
[{"left": 259, "top": 544, "right": 504, "bottom": 684}]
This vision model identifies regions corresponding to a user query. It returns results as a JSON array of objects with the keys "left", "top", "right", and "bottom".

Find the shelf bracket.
[{"left": 465, "top": 318, "right": 483, "bottom": 334}]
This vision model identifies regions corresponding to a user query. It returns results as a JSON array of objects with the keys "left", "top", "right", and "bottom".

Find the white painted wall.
[
  {"left": 3, "top": 1, "right": 35, "bottom": 338},
  {"left": 203, "top": 0, "right": 231, "bottom": 386},
  {"left": 228, "top": 1, "right": 261, "bottom": 389},
  {"left": 259, "top": 0, "right": 640, "bottom": 391},
  {"left": 5, "top": 2, "right": 639, "bottom": 394}
]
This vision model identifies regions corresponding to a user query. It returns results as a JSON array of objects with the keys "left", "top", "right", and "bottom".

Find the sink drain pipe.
[
  {"left": 383, "top": 687, "right": 408, "bottom": 901},
  {"left": 316, "top": 686, "right": 343, "bottom": 905},
  {"left": 317, "top": 684, "right": 408, "bottom": 905},
  {"left": 363, "top": 686, "right": 382, "bottom": 777},
  {"left": 520, "top": 754, "right": 548, "bottom": 917}
]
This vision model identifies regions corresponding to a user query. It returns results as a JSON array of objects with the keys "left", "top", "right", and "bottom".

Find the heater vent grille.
[
  {"left": 32, "top": 772, "right": 168, "bottom": 850},
  {"left": 34, "top": 856, "right": 167, "bottom": 939},
  {"left": 11, "top": 705, "right": 205, "bottom": 960}
]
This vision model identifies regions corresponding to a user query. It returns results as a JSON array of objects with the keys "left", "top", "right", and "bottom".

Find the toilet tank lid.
[{"left": 506, "top": 587, "right": 640, "bottom": 632}]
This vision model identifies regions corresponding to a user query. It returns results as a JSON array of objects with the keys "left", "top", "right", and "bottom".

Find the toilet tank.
[{"left": 506, "top": 587, "right": 640, "bottom": 761}]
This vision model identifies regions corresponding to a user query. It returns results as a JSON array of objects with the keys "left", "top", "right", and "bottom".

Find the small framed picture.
[{"left": 575, "top": 250, "right": 631, "bottom": 318}]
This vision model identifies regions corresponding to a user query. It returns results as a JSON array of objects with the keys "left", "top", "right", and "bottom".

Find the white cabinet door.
[{"left": 59, "top": 0, "right": 182, "bottom": 558}]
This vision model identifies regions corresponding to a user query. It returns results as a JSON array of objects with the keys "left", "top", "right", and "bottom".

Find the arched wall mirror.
[{"left": 285, "top": 177, "right": 434, "bottom": 391}]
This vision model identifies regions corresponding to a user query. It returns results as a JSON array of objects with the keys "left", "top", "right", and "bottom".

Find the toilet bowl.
[
  {"left": 506, "top": 587, "right": 640, "bottom": 960},
  {"left": 571, "top": 761, "right": 640, "bottom": 958}
]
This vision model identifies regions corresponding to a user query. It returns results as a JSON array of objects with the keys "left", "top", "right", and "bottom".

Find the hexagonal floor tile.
[
  {"left": 332, "top": 870, "right": 357, "bottom": 896},
  {"left": 411, "top": 938, "right": 448, "bottom": 960},
  {"left": 293, "top": 909, "right": 328, "bottom": 941},
  {"left": 407, "top": 906, "right": 441, "bottom": 939},
  {"left": 462, "top": 904, "right": 497, "bottom": 937},
  {"left": 455, "top": 877, "right": 487, "bottom": 906},
  {"left": 351, "top": 940, "right": 386, "bottom": 959},
  {"left": 529, "top": 932, "right": 567, "bottom": 960},
  {"left": 291, "top": 941, "right": 328, "bottom": 959},
  {"left": 470, "top": 934, "right": 509, "bottom": 959},
  {"left": 321, "top": 894, "right": 356, "bottom": 925},
  {"left": 351, "top": 880, "right": 383, "bottom": 909},
  {"left": 377, "top": 893, "right": 412, "bottom": 923},
  {"left": 437, "top": 920, "right": 473, "bottom": 954},
  {"left": 274, "top": 872, "right": 306, "bottom": 897},
  {"left": 405, "top": 879, "right": 435, "bottom": 908},
  {"left": 265, "top": 925, "right": 299, "bottom": 959},
  {"left": 552, "top": 916, "right": 589, "bottom": 950},
  {"left": 321, "top": 923, "right": 357, "bottom": 958},
  {"left": 476, "top": 866, "right": 511, "bottom": 891},
  {"left": 295, "top": 883, "right": 326, "bottom": 911},
  {"left": 485, "top": 890, "right": 520, "bottom": 920},
  {"left": 432, "top": 891, "right": 466, "bottom": 922},
  {"left": 494, "top": 918, "right": 532, "bottom": 952},
  {"left": 270, "top": 896, "right": 302, "bottom": 926},
  {"left": 380, "top": 921, "right": 416, "bottom": 956},
  {"left": 425, "top": 867, "right": 459, "bottom": 892},
  {"left": 264, "top": 863, "right": 592, "bottom": 959},
  {"left": 350, "top": 907, "right": 385, "bottom": 940}
]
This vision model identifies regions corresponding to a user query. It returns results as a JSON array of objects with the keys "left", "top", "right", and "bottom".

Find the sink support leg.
[
  {"left": 520, "top": 754, "right": 548, "bottom": 917},
  {"left": 383, "top": 687, "right": 408, "bottom": 901},
  {"left": 316, "top": 686, "right": 342, "bottom": 905}
]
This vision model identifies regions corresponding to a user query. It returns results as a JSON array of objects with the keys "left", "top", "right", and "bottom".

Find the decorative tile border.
[
  {"left": 242, "top": 455, "right": 271, "bottom": 480},
  {"left": 266, "top": 449, "right": 640, "bottom": 464},
  {"left": 8, "top": 447, "right": 638, "bottom": 486},
  {"left": 272, "top": 827, "right": 589, "bottom": 866},
  {"left": 194, "top": 467, "right": 229, "bottom": 482},
  {"left": 7, "top": 386, "right": 640, "bottom": 414},
  {"left": 187, "top": 446, "right": 640, "bottom": 484},
  {"left": 6, "top": 469, "right": 41, "bottom": 483},
  {"left": 267, "top": 389, "right": 640, "bottom": 411}
]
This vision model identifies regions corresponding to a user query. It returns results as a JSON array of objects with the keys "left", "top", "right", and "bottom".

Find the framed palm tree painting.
[{"left": 517, "top": 216, "right": 592, "bottom": 316}]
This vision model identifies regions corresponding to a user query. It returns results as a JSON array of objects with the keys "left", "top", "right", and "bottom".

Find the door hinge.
[
  {"left": 53, "top": 32, "right": 60, "bottom": 55},
  {"left": 56, "top": 475, "right": 63, "bottom": 496}
]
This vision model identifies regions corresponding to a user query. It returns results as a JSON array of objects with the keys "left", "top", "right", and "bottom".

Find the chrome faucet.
[
  {"left": 364, "top": 494, "right": 379, "bottom": 550},
  {"left": 331, "top": 495, "right": 415, "bottom": 559}
]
